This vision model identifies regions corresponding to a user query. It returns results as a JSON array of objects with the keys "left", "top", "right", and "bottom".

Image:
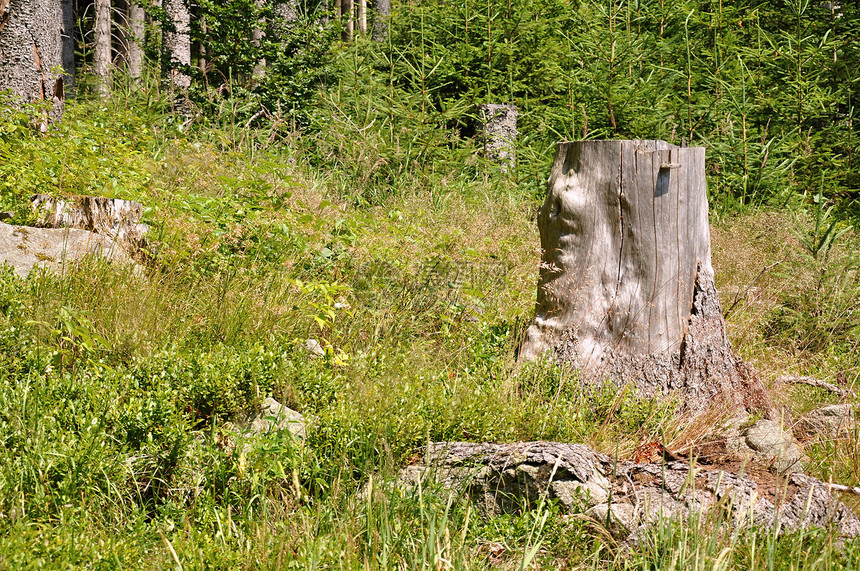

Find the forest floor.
[{"left": 0, "top": 95, "right": 858, "bottom": 569}]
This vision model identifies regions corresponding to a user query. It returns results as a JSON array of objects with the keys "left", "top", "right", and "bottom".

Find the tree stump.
[
  {"left": 31, "top": 194, "right": 148, "bottom": 249},
  {"left": 478, "top": 104, "right": 517, "bottom": 173},
  {"left": 519, "top": 140, "right": 771, "bottom": 413}
]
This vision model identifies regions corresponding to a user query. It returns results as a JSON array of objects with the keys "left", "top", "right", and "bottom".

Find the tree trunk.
[
  {"left": 93, "top": 0, "right": 112, "bottom": 96},
  {"left": 113, "top": 0, "right": 129, "bottom": 68},
  {"left": 162, "top": 0, "right": 191, "bottom": 91},
  {"left": 371, "top": 0, "right": 389, "bottom": 41},
  {"left": 519, "top": 140, "right": 772, "bottom": 414},
  {"left": 342, "top": 0, "right": 353, "bottom": 41},
  {"left": 127, "top": 1, "right": 145, "bottom": 80},
  {"left": 0, "top": 0, "right": 65, "bottom": 126},
  {"left": 60, "top": 0, "right": 75, "bottom": 96},
  {"left": 251, "top": 0, "right": 266, "bottom": 82},
  {"left": 196, "top": 16, "right": 206, "bottom": 76},
  {"left": 357, "top": 0, "right": 366, "bottom": 34},
  {"left": 274, "top": 0, "right": 297, "bottom": 24}
]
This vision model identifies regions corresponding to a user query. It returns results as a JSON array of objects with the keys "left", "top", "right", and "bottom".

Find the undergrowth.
[{"left": 1, "top": 71, "right": 859, "bottom": 569}]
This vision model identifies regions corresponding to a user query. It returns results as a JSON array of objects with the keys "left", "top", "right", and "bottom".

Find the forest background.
[{"left": 1, "top": 0, "right": 859, "bottom": 568}]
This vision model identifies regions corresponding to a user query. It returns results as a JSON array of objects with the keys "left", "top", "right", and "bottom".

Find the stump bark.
[{"left": 519, "top": 140, "right": 771, "bottom": 413}]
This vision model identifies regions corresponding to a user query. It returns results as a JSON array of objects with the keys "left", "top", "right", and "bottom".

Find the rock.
[
  {"left": 726, "top": 419, "right": 806, "bottom": 473},
  {"left": 0, "top": 222, "right": 139, "bottom": 278},
  {"left": 799, "top": 404, "right": 855, "bottom": 437},
  {"left": 230, "top": 397, "right": 306, "bottom": 439},
  {"left": 31, "top": 194, "right": 148, "bottom": 247},
  {"left": 0, "top": 212, "right": 13, "bottom": 221},
  {"left": 304, "top": 339, "right": 325, "bottom": 358},
  {"left": 399, "top": 441, "right": 860, "bottom": 541},
  {"left": 587, "top": 503, "right": 637, "bottom": 536}
]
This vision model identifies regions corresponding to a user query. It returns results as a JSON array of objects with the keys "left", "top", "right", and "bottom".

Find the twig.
[
  {"left": 244, "top": 108, "right": 267, "bottom": 130},
  {"left": 826, "top": 482, "right": 860, "bottom": 497},
  {"left": 779, "top": 375, "right": 851, "bottom": 397}
]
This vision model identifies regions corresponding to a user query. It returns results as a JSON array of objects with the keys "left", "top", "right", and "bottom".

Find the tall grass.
[{"left": 1, "top": 40, "right": 860, "bottom": 567}]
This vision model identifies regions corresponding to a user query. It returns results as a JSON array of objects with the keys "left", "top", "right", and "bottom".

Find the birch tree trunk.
[
  {"left": 0, "top": 0, "right": 65, "bottom": 126},
  {"left": 93, "top": 0, "right": 112, "bottom": 96},
  {"left": 127, "top": 1, "right": 145, "bottom": 80},
  {"left": 519, "top": 140, "right": 773, "bottom": 414},
  {"left": 357, "top": 0, "right": 366, "bottom": 34},
  {"left": 162, "top": 0, "right": 191, "bottom": 91}
]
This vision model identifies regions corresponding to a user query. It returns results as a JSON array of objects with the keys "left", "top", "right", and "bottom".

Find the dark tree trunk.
[
  {"left": 93, "top": 0, "right": 112, "bottom": 96},
  {"left": 196, "top": 15, "right": 206, "bottom": 76},
  {"left": 519, "top": 140, "right": 773, "bottom": 415},
  {"left": 113, "top": 0, "right": 129, "bottom": 68},
  {"left": 60, "top": 0, "right": 75, "bottom": 96},
  {"left": 0, "top": 0, "right": 65, "bottom": 126},
  {"left": 371, "top": 0, "right": 389, "bottom": 41},
  {"left": 341, "top": 0, "right": 353, "bottom": 41}
]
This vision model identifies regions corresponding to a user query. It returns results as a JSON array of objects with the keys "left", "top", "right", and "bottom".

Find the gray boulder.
[
  {"left": 726, "top": 419, "right": 806, "bottom": 473},
  {"left": 799, "top": 404, "right": 855, "bottom": 438},
  {"left": 230, "top": 397, "right": 306, "bottom": 439},
  {"left": 304, "top": 339, "right": 325, "bottom": 359}
]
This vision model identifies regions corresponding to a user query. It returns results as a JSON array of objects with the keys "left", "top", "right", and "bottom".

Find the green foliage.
[
  {"left": 764, "top": 199, "right": 859, "bottom": 357},
  {"left": 190, "top": 0, "right": 339, "bottom": 128},
  {"left": 288, "top": 0, "right": 860, "bottom": 210},
  {"left": 0, "top": 96, "right": 155, "bottom": 217},
  {"left": 3, "top": 4, "right": 860, "bottom": 564}
]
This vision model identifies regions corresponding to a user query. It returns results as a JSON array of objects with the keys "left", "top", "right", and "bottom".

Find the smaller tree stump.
[
  {"left": 478, "top": 103, "right": 517, "bottom": 172},
  {"left": 31, "top": 194, "right": 148, "bottom": 248}
]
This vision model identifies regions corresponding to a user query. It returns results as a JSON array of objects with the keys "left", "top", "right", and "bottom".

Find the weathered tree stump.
[
  {"left": 478, "top": 103, "right": 517, "bottom": 172},
  {"left": 31, "top": 194, "right": 148, "bottom": 248},
  {"left": 519, "top": 140, "right": 771, "bottom": 413}
]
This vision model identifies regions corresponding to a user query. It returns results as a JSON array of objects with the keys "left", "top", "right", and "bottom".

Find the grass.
[{"left": 0, "top": 90, "right": 859, "bottom": 569}]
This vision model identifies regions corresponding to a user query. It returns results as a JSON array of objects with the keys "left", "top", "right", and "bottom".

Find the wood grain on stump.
[{"left": 519, "top": 140, "right": 771, "bottom": 413}]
